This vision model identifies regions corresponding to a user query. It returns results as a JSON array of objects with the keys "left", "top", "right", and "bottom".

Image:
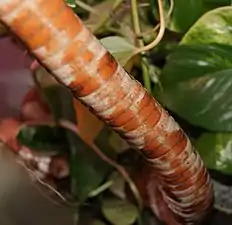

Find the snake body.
[{"left": 0, "top": 0, "right": 213, "bottom": 224}]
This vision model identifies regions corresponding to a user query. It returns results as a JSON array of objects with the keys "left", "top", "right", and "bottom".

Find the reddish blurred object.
[
  {"left": 20, "top": 86, "right": 51, "bottom": 121},
  {"left": 0, "top": 118, "right": 21, "bottom": 152}
]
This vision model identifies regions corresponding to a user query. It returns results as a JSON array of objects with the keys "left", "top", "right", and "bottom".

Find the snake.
[{"left": 0, "top": 0, "right": 213, "bottom": 224}]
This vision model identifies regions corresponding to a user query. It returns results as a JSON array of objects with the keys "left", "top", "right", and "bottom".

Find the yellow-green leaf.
[
  {"left": 154, "top": 44, "right": 232, "bottom": 131},
  {"left": 66, "top": 0, "right": 76, "bottom": 8},
  {"left": 100, "top": 36, "right": 136, "bottom": 66},
  {"left": 182, "top": 6, "right": 232, "bottom": 45},
  {"left": 195, "top": 132, "right": 232, "bottom": 175},
  {"left": 102, "top": 197, "right": 139, "bottom": 225}
]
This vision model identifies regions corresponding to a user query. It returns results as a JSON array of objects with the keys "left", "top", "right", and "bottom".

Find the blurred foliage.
[
  {"left": 195, "top": 132, "right": 232, "bottom": 175},
  {"left": 3, "top": 0, "right": 232, "bottom": 223}
]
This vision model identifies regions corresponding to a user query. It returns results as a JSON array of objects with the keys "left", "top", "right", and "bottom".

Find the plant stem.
[
  {"left": 131, "top": 0, "right": 143, "bottom": 48},
  {"left": 131, "top": 0, "right": 151, "bottom": 93},
  {"left": 134, "top": 0, "right": 165, "bottom": 54},
  {"left": 141, "top": 58, "right": 151, "bottom": 94},
  {"left": 75, "top": 0, "right": 99, "bottom": 15}
]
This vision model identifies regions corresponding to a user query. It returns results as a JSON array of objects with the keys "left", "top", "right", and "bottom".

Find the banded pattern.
[{"left": 0, "top": 0, "right": 213, "bottom": 224}]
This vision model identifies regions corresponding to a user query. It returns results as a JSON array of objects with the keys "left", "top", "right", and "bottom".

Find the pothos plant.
[{"left": 1, "top": 0, "right": 232, "bottom": 224}]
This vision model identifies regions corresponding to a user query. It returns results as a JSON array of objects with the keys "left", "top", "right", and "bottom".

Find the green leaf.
[
  {"left": 85, "top": 0, "right": 115, "bottom": 32},
  {"left": 203, "top": 0, "right": 232, "bottom": 8},
  {"left": 108, "top": 132, "right": 129, "bottom": 154},
  {"left": 41, "top": 85, "right": 112, "bottom": 200},
  {"left": 150, "top": 0, "right": 204, "bottom": 33},
  {"left": 70, "top": 134, "right": 112, "bottom": 201},
  {"left": 17, "top": 125, "right": 68, "bottom": 153},
  {"left": 94, "top": 126, "right": 117, "bottom": 159},
  {"left": 43, "top": 85, "right": 76, "bottom": 122},
  {"left": 100, "top": 36, "right": 136, "bottom": 66},
  {"left": 182, "top": 6, "right": 232, "bottom": 45},
  {"left": 101, "top": 197, "right": 139, "bottom": 225},
  {"left": 195, "top": 132, "right": 232, "bottom": 175},
  {"left": 154, "top": 44, "right": 232, "bottom": 131},
  {"left": 150, "top": 0, "right": 231, "bottom": 33},
  {"left": 66, "top": 0, "right": 76, "bottom": 8}
]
